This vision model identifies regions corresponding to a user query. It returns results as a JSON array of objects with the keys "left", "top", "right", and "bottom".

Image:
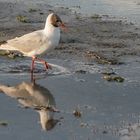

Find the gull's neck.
[
  {"left": 44, "top": 21, "right": 60, "bottom": 38},
  {"left": 43, "top": 21, "right": 60, "bottom": 47}
]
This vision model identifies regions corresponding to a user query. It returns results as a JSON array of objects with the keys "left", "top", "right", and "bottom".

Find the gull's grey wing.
[{"left": 3, "top": 30, "right": 48, "bottom": 54}]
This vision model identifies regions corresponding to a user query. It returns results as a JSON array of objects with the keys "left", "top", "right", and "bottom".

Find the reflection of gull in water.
[{"left": 0, "top": 81, "right": 59, "bottom": 131}]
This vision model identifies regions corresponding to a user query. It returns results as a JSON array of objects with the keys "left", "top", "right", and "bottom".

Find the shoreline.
[{"left": 0, "top": 1, "right": 140, "bottom": 140}]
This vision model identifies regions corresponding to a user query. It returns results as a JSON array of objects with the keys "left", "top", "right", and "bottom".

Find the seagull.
[{"left": 0, "top": 13, "right": 66, "bottom": 72}]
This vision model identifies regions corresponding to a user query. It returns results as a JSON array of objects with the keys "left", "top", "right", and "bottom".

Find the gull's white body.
[{"left": 0, "top": 13, "right": 60, "bottom": 57}]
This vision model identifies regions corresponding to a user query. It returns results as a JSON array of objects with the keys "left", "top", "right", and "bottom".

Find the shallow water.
[
  {"left": 0, "top": 66, "right": 140, "bottom": 140},
  {"left": 0, "top": 55, "right": 140, "bottom": 140}
]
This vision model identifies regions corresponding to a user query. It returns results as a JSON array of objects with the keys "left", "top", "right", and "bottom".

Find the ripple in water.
[{"left": 0, "top": 60, "right": 70, "bottom": 77}]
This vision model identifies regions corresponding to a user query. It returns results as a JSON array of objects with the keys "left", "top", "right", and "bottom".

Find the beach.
[{"left": 0, "top": 0, "right": 140, "bottom": 140}]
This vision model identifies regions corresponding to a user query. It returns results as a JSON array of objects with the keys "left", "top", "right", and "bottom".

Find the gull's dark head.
[{"left": 46, "top": 13, "right": 66, "bottom": 29}]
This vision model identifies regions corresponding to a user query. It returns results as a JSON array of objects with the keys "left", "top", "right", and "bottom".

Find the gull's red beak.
[{"left": 59, "top": 22, "right": 68, "bottom": 32}]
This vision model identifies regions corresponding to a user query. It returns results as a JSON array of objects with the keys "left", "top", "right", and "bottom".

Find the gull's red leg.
[
  {"left": 44, "top": 61, "right": 52, "bottom": 70},
  {"left": 31, "top": 56, "right": 36, "bottom": 73},
  {"left": 30, "top": 56, "right": 51, "bottom": 73},
  {"left": 34, "top": 57, "right": 51, "bottom": 70}
]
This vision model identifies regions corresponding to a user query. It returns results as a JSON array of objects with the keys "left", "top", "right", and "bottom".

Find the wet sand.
[
  {"left": 0, "top": 1, "right": 140, "bottom": 140},
  {"left": 45, "top": 0, "right": 140, "bottom": 25}
]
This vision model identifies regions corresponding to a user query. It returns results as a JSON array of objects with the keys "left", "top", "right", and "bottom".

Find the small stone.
[
  {"left": 73, "top": 110, "right": 82, "bottom": 118},
  {"left": 113, "top": 76, "right": 124, "bottom": 82},
  {"left": 102, "top": 130, "right": 108, "bottom": 134},
  {"left": 16, "top": 15, "right": 28, "bottom": 23},
  {"left": 0, "top": 121, "right": 8, "bottom": 126},
  {"left": 103, "top": 75, "right": 124, "bottom": 82},
  {"left": 75, "top": 70, "right": 87, "bottom": 74},
  {"left": 28, "top": 8, "right": 37, "bottom": 13}
]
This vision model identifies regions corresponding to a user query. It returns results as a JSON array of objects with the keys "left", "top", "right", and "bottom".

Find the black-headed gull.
[{"left": 0, "top": 13, "right": 66, "bottom": 72}]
